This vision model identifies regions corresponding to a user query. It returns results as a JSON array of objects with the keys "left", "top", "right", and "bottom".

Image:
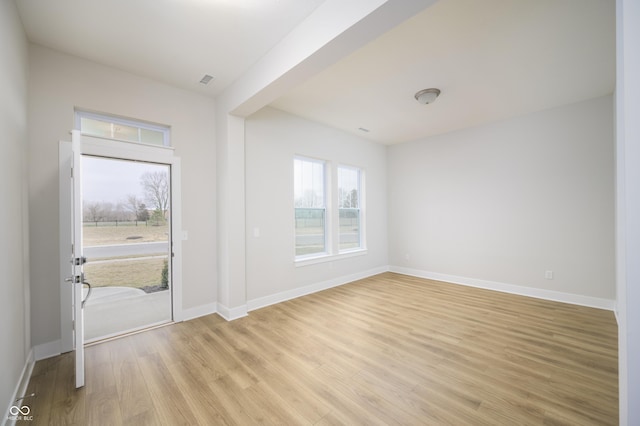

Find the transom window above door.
[{"left": 75, "top": 110, "right": 171, "bottom": 147}]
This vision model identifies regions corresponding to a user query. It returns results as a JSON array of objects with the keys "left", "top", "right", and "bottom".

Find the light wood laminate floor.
[{"left": 20, "top": 273, "right": 618, "bottom": 425}]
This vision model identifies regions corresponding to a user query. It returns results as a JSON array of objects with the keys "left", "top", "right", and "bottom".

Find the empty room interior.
[{"left": 2, "top": 0, "right": 639, "bottom": 425}]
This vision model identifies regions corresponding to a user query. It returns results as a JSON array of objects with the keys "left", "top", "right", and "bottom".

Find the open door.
[
  {"left": 59, "top": 130, "right": 183, "bottom": 385},
  {"left": 69, "top": 129, "right": 88, "bottom": 388}
]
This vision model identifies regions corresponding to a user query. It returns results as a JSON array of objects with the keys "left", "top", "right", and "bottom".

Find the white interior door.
[
  {"left": 71, "top": 129, "right": 86, "bottom": 388},
  {"left": 59, "top": 132, "right": 184, "bottom": 379}
]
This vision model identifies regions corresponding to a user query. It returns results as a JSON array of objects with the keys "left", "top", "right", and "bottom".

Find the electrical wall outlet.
[{"left": 545, "top": 270, "right": 554, "bottom": 280}]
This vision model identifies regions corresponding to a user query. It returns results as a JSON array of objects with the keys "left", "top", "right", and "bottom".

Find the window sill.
[{"left": 294, "top": 249, "right": 367, "bottom": 268}]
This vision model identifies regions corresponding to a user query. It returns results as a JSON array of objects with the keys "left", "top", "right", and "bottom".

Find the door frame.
[{"left": 59, "top": 134, "right": 183, "bottom": 353}]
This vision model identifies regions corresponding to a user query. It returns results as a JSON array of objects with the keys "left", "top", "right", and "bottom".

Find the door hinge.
[{"left": 73, "top": 256, "right": 87, "bottom": 266}]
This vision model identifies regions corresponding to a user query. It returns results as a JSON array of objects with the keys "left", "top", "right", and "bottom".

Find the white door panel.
[{"left": 71, "top": 129, "right": 86, "bottom": 388}]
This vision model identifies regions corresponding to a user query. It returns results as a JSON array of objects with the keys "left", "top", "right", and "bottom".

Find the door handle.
[
  {"left": 81, "top": 280, "right": 92, "bottom": 308},
  {"left": 65, "top": 276, "right": 92, "bottom": 308}
]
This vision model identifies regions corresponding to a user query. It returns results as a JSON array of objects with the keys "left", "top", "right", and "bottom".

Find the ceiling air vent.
[{"left": 199, "top": 74, "right": 214, "bottom": 85}]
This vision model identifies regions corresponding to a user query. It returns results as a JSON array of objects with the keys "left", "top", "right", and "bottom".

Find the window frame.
[
  {"left": 294, "top": 156, "right": 367, "bottom": 266},
  {"left": 337, "top": 164, "right": 364, "bottom": 253},
  {"left": 294, "top": 156, "right": 329, "bottom": 260},
  {"left": 75, "top": 110, "right": 171, "bottom": 148}
]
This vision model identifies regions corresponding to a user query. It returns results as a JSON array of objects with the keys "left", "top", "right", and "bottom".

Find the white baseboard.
[
  {"left": 181, "top": 303, "right": 218, "bottom": 322},
  {"left": 4, "top": 349, "right": 35, "bottom": 426},
  {"left": 247, "top": 265, "right": 389, "bottom": 312},
  {"left": 216, "top": 303, "right": 248, "bottom": 321},
  {"left": 33, "top": 340, "right": 61, "bottom": 361},
  {"left": 389, "top": 266, "right": 616, "bottom": 311}
]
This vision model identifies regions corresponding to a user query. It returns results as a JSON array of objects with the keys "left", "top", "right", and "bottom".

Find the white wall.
[
  {"left": 214, "top": 1, "right": 434, "bottom": 319},
  {"left": 245, "top": 107, "right": 388, "bottom": 307},
  {"left": 388, "top": 95, "right": 615, "bottom": 304},
  {"left": 0, "top": 0, "right": 30, "bottom": 416},
  {"left": 27, "top": 45, "right": 217, "bottom": 349}
]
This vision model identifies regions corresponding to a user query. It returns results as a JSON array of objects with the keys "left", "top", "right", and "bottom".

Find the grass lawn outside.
[
  {"left": 82, "top": 224, "right": 169, "bottom": 289},
  {"left": 83, "top": 223, "right": 169, "bottom": 246},
  {"left": 83, "top": 256, "right": 168, "bottom": 289}
]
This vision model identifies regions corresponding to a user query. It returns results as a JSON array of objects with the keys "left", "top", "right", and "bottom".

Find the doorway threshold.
[{"left": 85, "top": 320, "right": 174, "bottom": 346}]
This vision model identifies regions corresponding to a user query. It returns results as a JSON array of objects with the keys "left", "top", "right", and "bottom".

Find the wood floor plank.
[
  {"left": 136, "top": 352, "right": 198, "bottom": 425},
  {"left": 111, "top": 350, "right": 156, "bottom": 420},
  {"left": 21, "top": 272, "right": 618, "bottom": 425},
  {"left": 20, "top": 356, "right": 59, "bottom": 425},
  {"left": 166, "top": 361, "right": 230, "bottom": 425},
  {"left": 85, "top": 385, "right": 123, "bottom": 426}
]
